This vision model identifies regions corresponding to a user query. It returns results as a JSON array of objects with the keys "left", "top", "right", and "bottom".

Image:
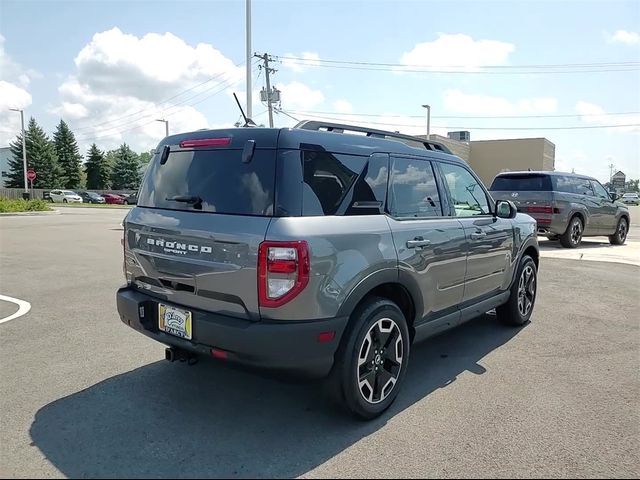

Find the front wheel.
[
  {"left": 327, "top": 297, "right": 410, "bottom": 420},
  {"left": 62, "top": 199, "right": 68, "bottom": 203},
  {"left": 609, "top": 217, "right": 628, "bottom": 245},
  {"left": 496, "top": 255, "right": 537, "bottom": 326}
]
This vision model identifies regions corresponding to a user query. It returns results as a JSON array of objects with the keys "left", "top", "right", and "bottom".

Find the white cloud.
[
  {"left": 608, "top": 30, "right": 640, "bottom": 45},
  {"left": 576, "top": 100, "right": 640, "bottom": 133},
  {"left": 54, "top": 28, "right": 245, "bottom": 152},
  {"left": 333, "top": 100, "right": 353, "bottom": 113},
  {"left": 399, "top": 33, "right": 515, "bottom": 72},
  {"left": 444, "top": 89, "right": 558, "bottom": 115},
  {"left": 280, "top": 52, "right": 321, "bottom": 73},
  {"left": 0, "top": 35, "right": 36, "bottom": 146},
  {"left": 276, "top": 81, "right": 324, "bottom": 110}
]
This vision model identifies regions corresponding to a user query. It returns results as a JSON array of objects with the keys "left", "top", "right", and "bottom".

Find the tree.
[
  {"left": 7, "top": 117, "right": 60, "bottom": 189},
  {"left": 625, "top": 179, "right": 639, "bottom": 192},
  {"left": 85, "top": 144, "right": 112, "bottom": 189},
  {"left": 111, "top": 143, "right": 141, "bottom": 190},
  {"left": 54, "top": 119, "right": 83, "bottom": 189}
]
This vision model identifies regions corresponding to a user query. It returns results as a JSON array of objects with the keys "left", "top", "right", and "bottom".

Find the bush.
[{"left": 0, "top": 198, "right": 52, "bottom": 213}]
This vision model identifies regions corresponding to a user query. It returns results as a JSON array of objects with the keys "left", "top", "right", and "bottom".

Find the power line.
[
  {"left": 279, "top": 109, "right": 639, "bottom": 130},
  {"left": 286, "top": 109, "right": 640, "bottom": 120},
  {"left": 276, "top": 56, "right": 640, "bottom": 74}
]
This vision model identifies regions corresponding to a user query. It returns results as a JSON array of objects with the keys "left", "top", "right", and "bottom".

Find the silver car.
[
  {"left": 490, "top": 171, "right": 630, "bottom": 248},
  {"left": 621, "top": 192, "right": 640, "bottom": 206}
]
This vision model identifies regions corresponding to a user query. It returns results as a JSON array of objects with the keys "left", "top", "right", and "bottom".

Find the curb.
[{"left": 0, "top": 210, "right": 61, "bottom": 217}]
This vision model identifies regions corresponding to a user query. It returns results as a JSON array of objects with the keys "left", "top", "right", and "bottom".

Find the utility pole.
[
  {"left": 608, "top": 163, "right": 615, "bottom": 183},
  {"left": 255, "top": 53, "right": 277, "bottom": 127},
  {"left": 156, "top": 119, "right": 169, "bottom": 137},
  {"left": 9, "top": 108, "right": 28, "bottom": 194},
  {"left": 421, "top": 104, "right": 431, "bottom": 140},
  {"left": 246, "top": 0, "right": 252, "bottom": 118}
]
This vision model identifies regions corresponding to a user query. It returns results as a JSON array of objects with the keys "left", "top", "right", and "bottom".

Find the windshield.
[{"left": 138, "top": 148, "right": 275, "bottom": 216}]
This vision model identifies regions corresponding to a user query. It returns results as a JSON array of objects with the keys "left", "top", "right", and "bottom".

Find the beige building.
[{"left": 417, "top": 134, "right": 556, "bottom": 186}]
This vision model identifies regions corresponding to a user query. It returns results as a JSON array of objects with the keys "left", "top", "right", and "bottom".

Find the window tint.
[
  {"left": 553, "top": 176, "right": 594, "bottom": 195},
  {"left": 138, "top": 149, "right": 275, "bottom": 215},
  {"left": 302, "top": 151, "right": 365, "bottom": 215},
  {"left": 440, "top": 163, "right": 490, "bottom": 217},
  {"left": 388, "top": 157, "right": 442, "bottom": 218},
  {"left": 490, "top": 174, "right": 552, "bottom": 191},
  {"left": 590, "top": 180, "right": 610, "bottom": 199}
]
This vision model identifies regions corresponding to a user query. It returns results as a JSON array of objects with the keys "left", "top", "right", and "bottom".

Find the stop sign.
[{"left": 27, "top": 169, "right": 36, "bottom": 182}]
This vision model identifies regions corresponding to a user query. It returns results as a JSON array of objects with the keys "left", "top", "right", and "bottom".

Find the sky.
[{"left": 1, "top": 0, "right": 639, "bottom": 183}]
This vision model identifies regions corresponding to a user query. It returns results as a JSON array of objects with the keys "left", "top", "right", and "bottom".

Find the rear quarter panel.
[{"left": 263, "top": 215, "right": 396, "bottom": 321}]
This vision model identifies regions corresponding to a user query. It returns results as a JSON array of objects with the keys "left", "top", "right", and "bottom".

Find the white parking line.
[{"left": 0, "top": 294, "right": 31, "bottom": 324}]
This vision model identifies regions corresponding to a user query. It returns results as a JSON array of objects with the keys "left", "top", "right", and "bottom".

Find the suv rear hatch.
[
  {"left": 490, "top": 173, "right": 557, "bottom": 225},
  {"left": 124, "top": 131, "right": 277, "bottom": 321}
]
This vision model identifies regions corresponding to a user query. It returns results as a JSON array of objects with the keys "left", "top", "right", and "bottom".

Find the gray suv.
[
  {"left": 116, "top": 121, "right": 539, "bottom": 419},
  {"left": 490, "top": 171, "right": 630, "bottom": 248}
]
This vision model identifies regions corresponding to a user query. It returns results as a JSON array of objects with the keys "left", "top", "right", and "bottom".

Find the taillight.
[
  {"left": 258, "top": 241, "right": 310, "bottom": 308},
  {"left": 179, "top": 137, "right": 231, "bottom": 148},
  {"left": 527, "top": 206, "right": 553, "bottom": 214}
]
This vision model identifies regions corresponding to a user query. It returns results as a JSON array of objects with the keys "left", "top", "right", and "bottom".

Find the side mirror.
[
  {"left": 609, "top": 192, "right": 619, "bottom": 201},
  {"left": 495, "top": 199, "right": 517, "bottom": 219}
]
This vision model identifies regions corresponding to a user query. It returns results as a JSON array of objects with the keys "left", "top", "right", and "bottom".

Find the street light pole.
[
  {"left": 10, "top": 108, "right": 28, "bottom": 193},
  {"left": 246, "top": 0, "right": 252, "bottom": 118},
  {"left": 156, "top": 119, "right": 169, "bottom": 137},
  {"left": 421, "top": 104, "right": 431, "bottom": 140}
]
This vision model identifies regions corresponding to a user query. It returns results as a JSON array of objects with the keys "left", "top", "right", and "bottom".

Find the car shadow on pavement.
[
  {"left": 539, "top": 238, "right": 614, "bottom": 250},
  {"left": 30, "top": 314, "right": 523, "bottom": 479}
]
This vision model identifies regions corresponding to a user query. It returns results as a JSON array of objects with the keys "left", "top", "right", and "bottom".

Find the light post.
[
  {"left": 421, "top": 104, "right": 431, "bottom": 140},
  {"left": 9, "top": 108, "right": 28, "bottom": 194},
  {"left": 156, "top": 119, "right": 169, "bottom": 137}
]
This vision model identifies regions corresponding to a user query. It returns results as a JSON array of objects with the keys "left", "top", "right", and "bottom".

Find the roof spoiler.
[{"left": 293, "top": 120, "right": 452, "bottom": 154}]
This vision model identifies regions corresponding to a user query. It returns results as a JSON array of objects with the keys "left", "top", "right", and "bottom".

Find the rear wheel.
[
  {"left": 496, "top": 255, "right": 537, "bottom": 326},
  {"left": 63, "top": 199, "right": 68, "bottom": 204},
  {"left": 609, "top": 217, "right": 628, "bottom": 245},
  {"left": 327, "top": 297, "right": 410, "bottom": 420},
  {"left": 560, "top": 216, "right": 583, "bottom": 248}
]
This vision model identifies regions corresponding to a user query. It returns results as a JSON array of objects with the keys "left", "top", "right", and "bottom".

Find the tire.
[
  {"left": 327, "top": 297, "right": 410, "bottom": 420},
  {"left": 559, "top": 215, "right": 583, "bottom": 248},
  {"left": 63, "top": 199, "right": 68, "bottom": 203},
  {"left": 609, "top": 217, "right": 629, "bottom": 245},
  {"left": 496, "top": 255, "right": 537, "bottom": 327}
]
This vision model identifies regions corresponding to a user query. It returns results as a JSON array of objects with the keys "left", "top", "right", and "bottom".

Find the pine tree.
[
  {"left": 111, "top": 143, "right": 141, "bottom": 190},
  {"left": 54, "top": 119, "right": 82, "bottom": 189},
  {"left": 84, "top": 144, "right": 112, "bottom": 189},
  {"left": 6, "top": 117, "right": 60, "bottom": 189}
]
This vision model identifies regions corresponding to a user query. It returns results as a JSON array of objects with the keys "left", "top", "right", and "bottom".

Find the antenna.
[{"left": 233, "top": 93, "right": 257, "bottom": 127}]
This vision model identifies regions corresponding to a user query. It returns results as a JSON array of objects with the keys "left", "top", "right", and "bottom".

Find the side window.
[
  {"left": 439, "top": 163, "right": 490, "bottom": 217},
  {"left": 345, "top": 154, "right": 388, "bottom": 215},
  {"left": 590, "top": 180, "right": 610, "bottom": 199},
  {"left": 302, "top": 150, "right": 365, "bottom": 216},
  {"left": 574, "top": 178, "right": 594, "bottom": 196},
  {"left": 388, "top": 157, "right": 442, "bottom": 218},
  {"left": 554, "top": 175, "right": 574, "bottom": 193}
]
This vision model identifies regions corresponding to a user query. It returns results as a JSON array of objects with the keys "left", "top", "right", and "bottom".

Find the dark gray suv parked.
[
  {"left": 490, "top": 171, "right": 630, "bottom": 248},
  {"left": 116, "top": 121, "right": 539, "bottom": 419}
]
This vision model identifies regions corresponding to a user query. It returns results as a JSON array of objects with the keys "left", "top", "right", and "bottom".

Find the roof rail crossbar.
[{"left": 293, "top": 120, "right": 452, "bottom": 154}]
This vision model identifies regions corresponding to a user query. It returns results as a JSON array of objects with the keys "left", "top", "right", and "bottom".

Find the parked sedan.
[
  {"left": 621, "top": 192, "right": 640, "bottom": 205},
  {"left": 49, "top": 189, "right": 83, "bottom": 203},
  {"left": 123, "top": 192, "right": 138, "bottom": 205},
  {"left": 101, "top": 193, "right": 125, "bottom": 205},
  {"left": 77, "top": 191, "right": 106, "bottom": 204}
]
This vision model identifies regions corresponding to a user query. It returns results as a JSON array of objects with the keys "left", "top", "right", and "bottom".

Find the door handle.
[
  {"left": 406, "top": 238, "right": 431, "bottom": 249},
  {"left": 470, "top": 231, "right": 487, "bottom": 240}
]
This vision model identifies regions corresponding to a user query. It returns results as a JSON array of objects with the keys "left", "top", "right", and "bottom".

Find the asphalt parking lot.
[{"left": 0, "top": 207, "right": 638, "bottom": 478}]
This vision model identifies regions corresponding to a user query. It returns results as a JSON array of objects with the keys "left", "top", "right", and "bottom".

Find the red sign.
[{"left": 27, "top": 169, "right": 36, "bottom": 181}]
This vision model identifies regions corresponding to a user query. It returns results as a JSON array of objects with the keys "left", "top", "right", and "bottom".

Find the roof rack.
[{"left": 293, "top": 120, "right": 453, "bottom": 155}]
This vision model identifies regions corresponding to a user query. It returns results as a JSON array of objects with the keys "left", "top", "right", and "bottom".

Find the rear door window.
[
  {"left": 553, "top": 176, "right": 594, "bottom": 196},
  {"left": 138, "top": 149, "right": 275, "bottom": 215},
  {"left": 388, "top": 157, "right": 442, "bottom": 218},
  {"left": 490, "top": 174, "right": 552, "bottom": 191}
]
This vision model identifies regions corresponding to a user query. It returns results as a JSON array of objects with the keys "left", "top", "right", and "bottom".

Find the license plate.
[{"left": 158, "top": 304, "right": 192, "bottom": 340}]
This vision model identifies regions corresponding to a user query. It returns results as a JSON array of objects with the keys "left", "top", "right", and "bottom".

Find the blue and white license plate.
[{"left": 158, "top": 304, "right": 192, "bottom": 340}]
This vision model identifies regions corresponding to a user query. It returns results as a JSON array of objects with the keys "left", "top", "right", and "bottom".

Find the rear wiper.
[{"left": 166, "top": 195, "right": 203, "bottom": 209}]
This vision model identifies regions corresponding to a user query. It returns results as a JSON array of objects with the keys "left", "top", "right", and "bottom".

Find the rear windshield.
[
  {"left": 138, "top": 149, "right": 275, "bottom": 215},
  {"left": 490, "top": 174, "right": 552, "bottom": 191}
]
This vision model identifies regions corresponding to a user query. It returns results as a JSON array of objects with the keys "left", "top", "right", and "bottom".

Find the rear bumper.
[{"left": 116, "top": 287, "right": 348, "bottom": 378}]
